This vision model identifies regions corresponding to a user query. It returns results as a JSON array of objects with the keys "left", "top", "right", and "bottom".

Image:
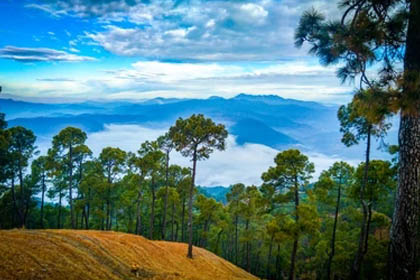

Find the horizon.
[{"left": 0, "top": 92, "right": 340, "bottom": 106}]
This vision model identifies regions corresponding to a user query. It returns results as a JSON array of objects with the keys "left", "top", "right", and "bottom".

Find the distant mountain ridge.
[
  {"left": 1, "top": 94, "right": 376, "bottom": 159},
  {"left": 231, "top": 118, "right": 298, "bottom": 148}
]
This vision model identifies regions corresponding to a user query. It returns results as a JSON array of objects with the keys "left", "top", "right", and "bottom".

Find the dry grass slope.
[{"left": 0, "top": 230, "right": 258, "bottom": 280}]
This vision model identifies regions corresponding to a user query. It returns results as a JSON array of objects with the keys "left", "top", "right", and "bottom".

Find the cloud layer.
[
  {"left": 50, "top": 123, "right": 357, "bottom": 186},
  {"left": 0, "top": 46, "right": 96, "bottom": 62},
  {"left": 30, "top": 0, "right": 340, "bottom": 61}
]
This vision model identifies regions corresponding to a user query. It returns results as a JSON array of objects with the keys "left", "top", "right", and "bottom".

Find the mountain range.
[{"left": 0, "top": 93, "right": 395, "bottom": 164}]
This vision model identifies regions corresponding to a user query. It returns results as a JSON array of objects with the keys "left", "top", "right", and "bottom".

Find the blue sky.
[{"left": 0, "top": 0, "right": 353, "bottom": 104}]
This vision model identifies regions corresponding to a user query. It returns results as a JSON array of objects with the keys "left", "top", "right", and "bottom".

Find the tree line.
[{"left": 0, "top": 110, "right": 401, "bottom": 279}]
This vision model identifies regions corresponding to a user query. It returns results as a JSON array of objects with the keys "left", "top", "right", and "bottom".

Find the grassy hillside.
[{"left": 0, "top": 230, "right": 258, "bottom": 280}]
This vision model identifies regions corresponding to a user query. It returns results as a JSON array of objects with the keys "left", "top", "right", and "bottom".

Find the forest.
[{"left": 0, "top": 108, "right": 399, "bottom": 279}]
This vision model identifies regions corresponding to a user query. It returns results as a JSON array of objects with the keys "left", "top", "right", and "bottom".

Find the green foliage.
[
  {"left": 7, "top": 126, "right": 37, "bottom": 171},
  {"left": 51, "top": 127, "right": 87, "bottom": 157},
  {"left": 99, "top": 147, "right": 126, "bottom": 182},
  {"left": 315, "top": 161, "right": 354, "bottom": 207},
  {"left": 349, "top": 160, "right": 396, "bottom": 217},
  {"left": 169, "top": 114, "right": 228, "bottom": 160},
  {"left": 295, "top": 1, "right": 408, "bottom": 91},
  {"left": 262, "top": 149, "right": 314, "bottom": 191},
  {"left": 338, "top": 90, "right": 392, "bottom": 147}
]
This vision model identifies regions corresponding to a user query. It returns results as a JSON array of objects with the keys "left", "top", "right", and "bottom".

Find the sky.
[
  {"left": 0, "top": 0, "right": 354, "bottom": 104},
  {"left": 1, "top": 0, "right": 385, "bottom": 187}
]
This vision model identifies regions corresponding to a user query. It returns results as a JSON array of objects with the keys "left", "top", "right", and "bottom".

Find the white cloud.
[
  {"left": 85, "top": 124, "right": 167, "bottom": 155},
  {"left": 61, "top": 124, "right": 357, "bottom": 186},
  {"left": 76, "top": 0, "right": 339, "bottom": 61},
  {"left": 206, "top": 19, "right": 215, "bottom": 28},
  {"left": 25, "top": 0, "right": 342, "bottom": 61},
  {"left": 238, "top": 3, "right": 268, "bottom": 25},
  {"left": 128, "top": 60, "right": 241, "bottom": 82},
  {"left": 0, "top": 46, "right": 96, "bottom": 62},
  {"left": 25, "top": 3, "right": 68, "bottom": 17}
]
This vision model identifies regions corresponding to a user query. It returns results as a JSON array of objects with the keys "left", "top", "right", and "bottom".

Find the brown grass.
[{"left": 0, "top": 230, "right": 259, "bottom": 280}]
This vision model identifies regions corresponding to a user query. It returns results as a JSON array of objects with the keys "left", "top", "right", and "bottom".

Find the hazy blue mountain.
[
  {"left": 231, "top": 118, "right": 298, "bottom": 148},
  {"left": 7, "top": 114, "right": 147, "bottom": 135},
  {"left": 2, "top": 94, "right": 380, "bottom": 158},
  {"left": 0, "top": 98, "right": 110, "bottom": 119},
  {"left": 197, "top": 186, "right": 230, "bottom": 204},
  {"left": 0, "top": 93, "right": 397, "bottom": 162}
]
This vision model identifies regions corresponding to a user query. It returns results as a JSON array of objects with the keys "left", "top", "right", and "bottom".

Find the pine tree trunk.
[
  {"left": 390, "top": 114, "right": 420, "bottom": 280},
  {"left": 58, "top": 190, "right": 62, "bottom": 229},
  {"left": 276, "top": 244, "right": 281, "bottom": 280},
  {"left": 136, "top": 190, "right": 142, "bottom": 235},
  {"left": 235, "top": 214, "right": 239, "bottom": 265},
  {"left": 253, "top": 243, "right": 260, "bottom": 275},
  {"left": 246, "top": 218, "right": 251, "bottom": 272},
  {"left": 187, "top": 150, "right": 197, "bottom": 258},
  {"left": 181, "top": 196, "right": 186, "bottom": 242},
  {"left": 101, "top": 203, "right": 105, "bottom": 230},
  {"left": 389, "top": 1, "right": 420, "bottom": 279},
  {"left": 203, "top": 218, "right": 211, "bottom": 248},
  {"left": 171, "top": 202, "right": 175, "bottom": 241},
  {"left": 267, "top": 233, "right": 274, "bottom": 279},
  {"left": 81, "top": 207, "right": 86, "bottom": 229},
  {"left": 150, "top": 176, "right": 156, "bottom": 240},
  {"left": 18, "top": 157, "right": 26, "bottom": 227},
  {"left": 85, "top": 186, "right": 90, "bottom": 229},
  {"left": 350, "top": 126, "right": 371, "bottom": 280},
  {"left": 227, "top": 235, "right": 233, "bottom": 261},
  {"left": 106, "top": 171, "right": 112, "bottom": 231},
  {"left": 115, "top": 211, "right": 118, "bottom": 231},
  {"left": 215, "top": 229, "right": 223, "bottom": 255},
  {"left": 175, "top": 221, "right": 179, "bottom": 241},
  {"left": 327, "top": 176, "right": 342, "bottom": 279},
  {"left": 78, "top": 160, "right": 84, "bottom": 230},
  {"left": 40, "top": 173, "right": 46, "bottom": 229},
  {"left": 75, "top": 207, "right": 79, "bottom": 229},
  {"left": 106, "top": 198, "right": 110, "bottom": 230},
  {"left": 162, "top": 151, "right": 170, "bottom": 240},
  {"left": 364, "top": 205, "right": 372, "bottom": 254},
  {"left": 11, "top": 176, "right": 23, "bottom": 227},
  {"left": 288, "top": 177, "right": 300, "bottom": 280},
  {"left": 69, "top": 144, "right": 75, "bottom": 229},
  {"left": 109, "top": 207, "right": 113, "bottom": 230}
]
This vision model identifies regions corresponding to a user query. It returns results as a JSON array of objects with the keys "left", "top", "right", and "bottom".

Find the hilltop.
[{"left": 0, "top": 230, "right": 258, "bottom": 280}]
